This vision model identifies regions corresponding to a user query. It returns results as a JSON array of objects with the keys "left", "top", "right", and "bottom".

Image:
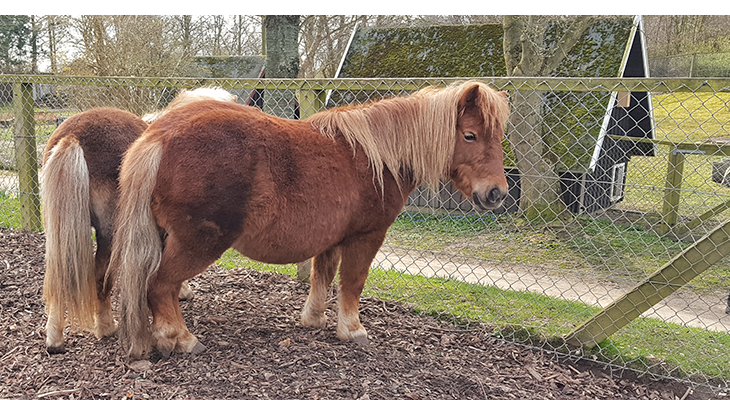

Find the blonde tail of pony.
[
  {"left": 41, "top": 138, "right": 97, "bottom": 348},
  {"left": 109, "top": 136, "right": 164, "bottom": 358}
]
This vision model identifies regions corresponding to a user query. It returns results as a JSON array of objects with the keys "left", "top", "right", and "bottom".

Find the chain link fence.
[
  {"left": 2, "top": 75, "right": 730, "bottom": 392},
  {"left": 650, "top": 52, "right": 730, "bottom": 78}
]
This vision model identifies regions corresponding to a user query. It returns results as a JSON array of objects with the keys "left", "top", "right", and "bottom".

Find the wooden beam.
[
  {"left": 296, "top": 259, "right": 312, "bottom": 283},
  {"left": 567, "top": 218, "right": 730, "bottom": 347},
  {"left": 296, "top": 89, "right": 327, "bottom": 119},
  {"left": 658, "top": 151, "right": 686, "bottom": 234},
  {"left": 674, "top": 197, "right": 730, "bottom": 235},
  {"left": 2, "top": 76, "right": 730, "bottom": 94}
]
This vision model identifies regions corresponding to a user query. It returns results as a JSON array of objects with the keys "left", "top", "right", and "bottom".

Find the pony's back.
[{"left": 143, "top": 87, "right": 237, "bottom": 123}]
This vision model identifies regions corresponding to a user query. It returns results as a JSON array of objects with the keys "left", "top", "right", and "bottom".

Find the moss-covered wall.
[
  {"left": 192, "top": 56, "right": 266, "bottom": 79},
  {"left": 187, "top": 56, "right": 266, "bottom": 107},
  {"left": 337, "top": 17, "right": 643, "bottom": 173},
  {"left": 340, "top": 24, "right": 506, "bottom": 78},
  {"left": 543, "top": 17, "right": 634, "bottom": 171}
]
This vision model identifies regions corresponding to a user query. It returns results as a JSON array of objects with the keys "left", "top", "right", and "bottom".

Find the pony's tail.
[
  {"left": 109, "top": 136, "right": 164, "bottom": 358},
  {"left": 41, "top": 138, "right": 97, "bottom": 335}
]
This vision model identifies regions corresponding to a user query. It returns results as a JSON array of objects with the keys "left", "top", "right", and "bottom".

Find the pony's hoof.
[
  {"left": 179, "top": 282, "right": 194, "bottom": 301},
  {"left": 337, "top": 325, "right": 368, "bottom": 344},
  {"left": 301, "top": 311, "right": 327, "bottom": 329},
  {"left": 158, "top": 347, "right": 172, "bottom": 359},
  {"left": 191, "top": 341, "right": 206, "bottom": 354},
  {"left": 94, "top": 322, "right": 118, "bottom": 339},
  {"left": 352, "top": 335, "right": 369, "bottom": 345},
  {"left": 46, "top": 345, "right": 66, "bottom": 355}
]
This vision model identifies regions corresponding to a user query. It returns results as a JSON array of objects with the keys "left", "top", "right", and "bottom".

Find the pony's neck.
[{"left": 308, "top": 92, "right": 455, "bottom": 192}]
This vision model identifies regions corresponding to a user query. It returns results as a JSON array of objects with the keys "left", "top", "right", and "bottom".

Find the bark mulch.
[{"left": 0, "top": 228, "right": 714, "bottom": 399}]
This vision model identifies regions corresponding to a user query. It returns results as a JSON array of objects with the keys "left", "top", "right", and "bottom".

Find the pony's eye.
[{"left": 463, "top": 132, "right": 477, "bottom": 142}]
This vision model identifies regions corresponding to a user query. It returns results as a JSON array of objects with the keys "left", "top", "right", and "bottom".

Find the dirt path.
[{"left": 375, "top": 246, "right": 730, "bottom": 333}]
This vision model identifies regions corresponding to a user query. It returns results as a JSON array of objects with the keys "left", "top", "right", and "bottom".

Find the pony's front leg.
[
  {"left": 336, "top": 232, "right": 386, "bottom": 344},
  {"left": 302, "top": 247, "right": 342, "bottom": 329}
]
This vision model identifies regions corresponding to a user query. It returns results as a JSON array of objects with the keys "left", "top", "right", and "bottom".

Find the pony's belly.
[{"left": 231, "top": 228, "right": 338, "bottom": 265}]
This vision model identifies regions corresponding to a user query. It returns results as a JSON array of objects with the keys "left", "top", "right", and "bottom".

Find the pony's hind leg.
[
  {"left": 148, "top": 234, "right": 217, "bottom": 357},
  {"left": 336, "top": 232, "right": 387, "bottom": 344},
  {"left": 301, "top": 247, "right": 342, "bottom": 329},
  {"left": 92, "top": 229, "right": 117, "bottom": 339},
  {"left": 44, "top": 302, "right": 65, "bottom": 353},
  {"left": 90, "top": 186, "right": 118, "bottom": 339}
]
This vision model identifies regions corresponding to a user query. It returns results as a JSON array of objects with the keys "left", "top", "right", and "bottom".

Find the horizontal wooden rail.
[
  {"left": 2, "top": 75, "right": 730, "bottom": 93},
  {"left": 608, "top": 134, "right": 730, "bottom": 157}
]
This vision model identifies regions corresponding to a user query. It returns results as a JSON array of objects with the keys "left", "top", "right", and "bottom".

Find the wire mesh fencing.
[
  {"left": 2, "top": 75, "right": 730, "bottom": 392},
  {"left": 649, "top": 52, "right": 730, "bottom": 78}
]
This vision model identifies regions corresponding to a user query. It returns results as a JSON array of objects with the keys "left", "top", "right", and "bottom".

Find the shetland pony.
[
  {"left": 41, "top": 87, "right": 237, "bottom": 353},
  {"left": 111, "top": 81, "right": 510, "bottom": 359}
]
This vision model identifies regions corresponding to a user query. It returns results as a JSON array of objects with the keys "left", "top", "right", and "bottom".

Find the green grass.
[
  {"left": 215, "top": 248, "right": 298, "bottom": 276},
  {"left": 384, "top": 211, "right": 506, "bottom": 250},
  {"left": 598, "top": 318, "right": 730, "bottom": 379},
  {"left": 624, "top": 92, "right": 730, "bottom": 217},
  {"left": 363, "top": 267, "right": 598, "bottom": 335},
  {"left": 0, "top": 191, "right": 22, "bottom": 229},
  {"left": 387, "top": 212, "right": 691, "bottom": 281}
]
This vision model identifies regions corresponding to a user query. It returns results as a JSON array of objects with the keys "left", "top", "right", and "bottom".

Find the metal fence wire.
[
  {"left": 649, "top": 52, "right": 730, "bottom": 78},
  {"left": 2, "top": 75, "right": 730, "bottom": 392}
]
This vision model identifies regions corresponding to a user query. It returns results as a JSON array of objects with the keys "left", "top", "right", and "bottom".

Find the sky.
[
  {"left": 8, "top": 2, "right": 726, "bottom": 17},
  {"left": 5, "top": 2, "right": 730, "bottom": 25}
]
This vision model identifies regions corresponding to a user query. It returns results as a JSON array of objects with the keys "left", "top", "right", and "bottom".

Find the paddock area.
[{"left": 0, "top": 228, "right": 702, "bottom": 399}]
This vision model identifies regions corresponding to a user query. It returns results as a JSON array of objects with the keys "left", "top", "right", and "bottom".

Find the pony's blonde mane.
[
  {"left": 307, "top": 81, "right": 509, "bottom": 191},
  {"left": 143, "top": 87, "right": 237, "bottom": 123}
]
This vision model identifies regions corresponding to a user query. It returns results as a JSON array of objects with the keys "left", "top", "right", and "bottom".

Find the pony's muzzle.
[{"left": 472, "top": 186, "right": 507, "bottom": 210}]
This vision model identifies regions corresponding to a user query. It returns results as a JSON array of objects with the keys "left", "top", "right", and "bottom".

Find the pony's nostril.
[{"left": 487, "top": 187, "right": 505, "bottom": 204}]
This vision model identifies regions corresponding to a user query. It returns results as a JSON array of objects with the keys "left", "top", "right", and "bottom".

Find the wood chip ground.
[{"left": 0, "top": 228, "right": 713, "bottom": 399}]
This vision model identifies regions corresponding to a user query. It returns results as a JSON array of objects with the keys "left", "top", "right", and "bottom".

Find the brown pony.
[
  {"left": 41, "top": 87, "right": 237, "bottom": 353},
  {"left": 111, "top": 80, "right": 510, "bottom": 359}
]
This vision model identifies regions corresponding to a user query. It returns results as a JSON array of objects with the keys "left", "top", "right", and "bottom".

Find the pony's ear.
[
  {"left": 498, "top": 90, "right": 508, "bottom": 98},
  {"left": 458, "top": 83, "right": 482, "bottom": 111}
]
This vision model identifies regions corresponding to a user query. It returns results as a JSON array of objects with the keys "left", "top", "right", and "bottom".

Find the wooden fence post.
[
  {"left": 13, "top": 82, "right": 42, "bottom": 231},
  {"left": 658, "top": 150, "right": 686, "bottom": 235},
  {"left": 296, "top": 88, "right": 326, "bottom": 119}
]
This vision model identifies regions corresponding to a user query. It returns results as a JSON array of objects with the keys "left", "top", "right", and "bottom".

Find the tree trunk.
[
  {"left": 508, "top": 90, "right": 569, "bottom": 222},
  {"left": 46, "top": 16, "right": 58, "bottom": 74},
  {"left": 262, "top": 16, "right": 310, "bottom": 281},
  {"left": 263, "top": 15, "right": 300, "bottom": 120},
  {"left": 503, "top": 15, "right": 592, "bottom": 223},
  {"left": 30, "top": 16, "right": 38, "bottom": 74}
]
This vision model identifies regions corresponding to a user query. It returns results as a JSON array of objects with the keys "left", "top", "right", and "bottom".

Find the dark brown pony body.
[
  {"left": 41, "top": 88, "right": 236, "bottom": 353},
  {"left": 42, "top": 108, "right": 145, "bottom": 353},
  {"left": 111, "top": 81, "right": 510, "bottom": 359}
]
